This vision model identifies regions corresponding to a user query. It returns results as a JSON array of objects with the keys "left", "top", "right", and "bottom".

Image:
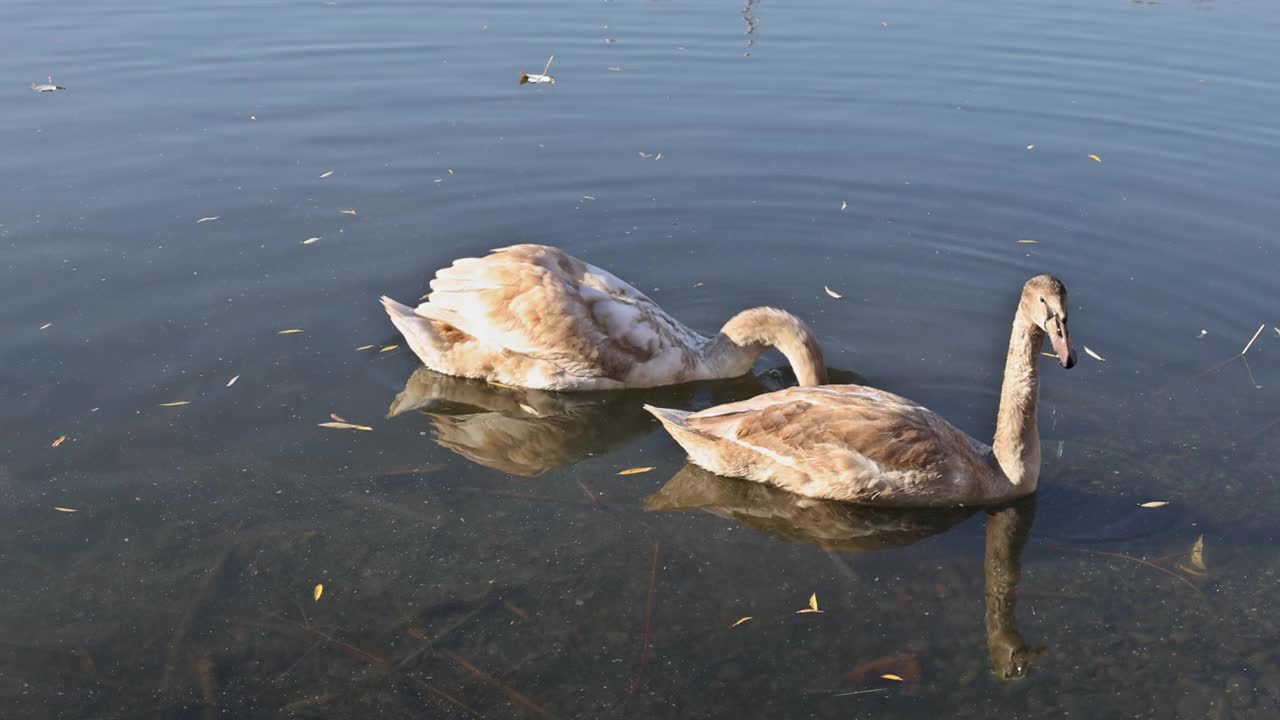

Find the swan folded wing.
[
  {"left": 417, "top": 245, "right": 696, "bottom": 380},
  {"left": 681, "top": 386, "right": 992, "bottom": 504}
]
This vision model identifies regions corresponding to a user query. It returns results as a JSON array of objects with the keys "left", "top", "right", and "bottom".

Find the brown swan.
[
  {"left": 381, "top": 245, "right": 826, "bottom": 391},
  {"left": 644, "top": 275, "right": 1076, "bottom": 507}
]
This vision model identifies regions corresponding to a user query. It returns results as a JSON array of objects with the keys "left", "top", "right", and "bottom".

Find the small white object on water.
[
  {"left": 1197, "top": 329, "right": 1207, "bottom": 338},
  {"left": 520, "top": 55, "right": 555, "bottom": 85},
  {"left": 1083, "top": 345, "right": 1106, "bottom": 362},
  {"left": 31, "top": 75, "right": 65, "bottom": 92}
]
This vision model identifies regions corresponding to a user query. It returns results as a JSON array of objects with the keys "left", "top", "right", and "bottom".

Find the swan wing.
[
  {"left": 656, "top": 385, "right": 994, "bottom": 505},
  {"left": 417, "top": 245, "right": 704, "bottom": 381}
]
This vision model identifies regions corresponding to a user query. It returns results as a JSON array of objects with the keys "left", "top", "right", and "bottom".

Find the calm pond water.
[{"left": 3, "top": 0, "right": 1280, "bottom": 716}]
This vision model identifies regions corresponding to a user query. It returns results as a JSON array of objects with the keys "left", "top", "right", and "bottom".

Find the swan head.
[{"left": 1020, "top": 275, "right": 1075, "bottom": 369}]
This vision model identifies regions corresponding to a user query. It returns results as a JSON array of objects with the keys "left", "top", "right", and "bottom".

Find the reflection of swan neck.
[
  {"left": 711, "top": 307, "right": 827, "bottom": 386},
  {"left": 984, "top": 500, "right": 1040, "bottom": 680}
]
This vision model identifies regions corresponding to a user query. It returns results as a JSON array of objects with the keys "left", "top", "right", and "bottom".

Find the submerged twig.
[
  {"left": 1068, "top": 547, "right": 1201, "bottom": 595},
  {"left": 406, "top": 674, "right": 487, "bottom": 718},
  {"left": 160, "top": 546, "right": 233, "bottom": 693},
  {"left": 442, "top": 651, "right": 556, "bottom": 720}
]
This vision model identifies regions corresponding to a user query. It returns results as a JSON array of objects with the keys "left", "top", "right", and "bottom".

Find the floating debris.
[
  {"left": 355, "top": 344, "right": 376, "bottom": 351},
  {"left": 1026, "top": 144, "right": 1036, "bottom": 150},
  {"left": 1088, "top": 154, "right": 1102, "bottom": 163},
  {"left": 841, "top": 200, "right": 848, "bottom": 211},
  {"left": 51, "top": 435, "right": 67, "bottom": 448},
  {"left": 226, "top": 375, "right": 240, "bottom": 387},
  {"left": 277, "top": 328, "right": 304, "bottom": 334},
  {"left": 379, "top": 344, "right": 398, "bottom": 353},
  {"left": 617, "top": 467, "right": 654, "bottom": 476},
  {"left": 608, "top": 66, "right": 623, "bottom": 72},
  {"left": 846, "top": 653, "right": 922, "bottom": 684},
  {"left": 1017, "top": 239, "right": 1038, "bottom": 244},
  {"left": 318, "top": 422, "right": 373, "bottom": 431},
  {"left": 302, "top": 237, "right": 320, "bottom": 245},
  {"left": 339, "top": 209, "right": 357, "bottom": 216},
  {"left": 196, "top": 216, "right": 220, "bottom": 224},
  {"left": 1197, "top": 329, "right": 1207, "bottom": 339},
  {"left": 1139, "top": 501, "right": 1170, "bottom": 508},
  {"left": 824, "top": 286, "right": 843, "bottom": 299},
  {"left": 1180, "top": 534, "right": 1207, "bottom": 576},
  {"left": 158, "top": 401, "right": 190, "bottom": 407},
  {"left": 31, "top": 76, "right": 65, "bottom": 92},
  {"left": 313, "top": 583, "right": 324, "bottom": 601},
  {"left": 54, "top": 506, "right": 78, "bottom": 513},
  {"left": 729, "top": 616, "right": 753, "bottom": 628},
  {"left": 319, "top": 170, "right": 335, "bottom": 178},
  {"left": 520, "top": 56, "right": 556, "bottom": 85},
  {"left": 39, "top": 322, "right": 52, "bottom": 330},
  {"left": 796, "top": 593, "right": 822, "bottom": 614},
  {"left": 1083, "top": 345, "right": 1106, "bottom": 362},
  {"left": 881, "top": 674, "right": 905, "bottom": 682},
  {"left": 1242, "top": 323, "right": 1265, "bottom": 355}
]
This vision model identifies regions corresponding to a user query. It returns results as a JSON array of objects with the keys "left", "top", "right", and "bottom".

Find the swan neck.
[
  {"left": 991, "top": 312, "right": 1043, "bottom": 491},
  {"left": 713, "top": 308, "right": 828, "bottom": 386}
]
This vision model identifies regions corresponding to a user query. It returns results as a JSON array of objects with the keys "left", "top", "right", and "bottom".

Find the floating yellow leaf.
[
  {"left": 729, "top": 616, "right": 753, "bottom": 628},
  {"left": 339, "top": 209, "right": 357, "bottom": 215},
  {"left": 1139, "top": 501, "right": 1169, "bottom": 508},
  {"left": 824, "top": 286, "right": 843, "bottom": 299},
  {"left": 809, "top": 592, "right": 819, "bottom": 612},
  {"left": 319, "top": 422, "right": 373, "bottom": 431},
  {"left": 39, "top": 322, "right": 53, "bottom": 330},
  {"left": 158, "top": 401, "right": 190, "bottom": 407},
  {"left": 226, "top": 375, "right": 240, "bottom": 387},
  {"left": 196, "top": 216, "right": 220, "bottom": 223},
  {"left": 1083, "top": 345, "right": 1106, "bottom": 362},
  {"left": 51, "top": 435, "right": 67, "bottom": 448},
  {"left": 881, "top": 674, "right": 905, "bottom": 682},
  {"left": 379, "top": 344, "right": 398, "bottom": 353},
  {"left": 319, "top": 170, "right": 334, "bottom": 178},
  {"left": 1017, "top": 239, "right": 1038, "bottom": 244},
  {"left": 54, "top": 506, "right": 78, "bottom": 513},
  {"left": 302, "top": 237, "right": 320, "bottom": 245},
  {"left": 1088, "top": 154, "right": 1102, "bottom": 163},
  {"left": 617, "top": 467, "right": 654, "bottom": 476},
  {"left": 314, "top": 583, "right": 324, "bottom": 601},
  {"left": 355, "top": 344, "right": 376, "bottom": 351},
  {"left": 277, "top": 328, "right": 304, "bottom": 334}
]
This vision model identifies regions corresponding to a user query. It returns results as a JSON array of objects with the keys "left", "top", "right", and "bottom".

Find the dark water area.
[{"left": 3, "top": 0, "right": 1280, "bottom": 716}]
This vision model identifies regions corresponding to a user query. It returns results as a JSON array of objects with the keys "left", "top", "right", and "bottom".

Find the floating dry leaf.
[
  {"left": 226, "top": 375, "right": 240, "bottom": 387},
  {"left": 313, "top": 583, "right": 324, "bottom": 601},
  {"left": 355, "top": 344, "right": 376, "bottom": 351},
  {"left": 1083, "top": 345, "right": 1106, "bottom": 362},
  {"left": 1274, "top": 327, "right": 1279, "bottom": 337},
  {"left": 1041, "top": 352, "right": 1057, "bottom": 359},
  {"left": 797, "top": 593, "right": 822, "bottom": 613},
  {"left": 1017, "top": 239, "right": 1038, "bottom": 244},
  {"left": 881, "top": 674, "right": 905, "bottom": 682},
  {"left": 1026, "top": 144, "right": 1036, "bottom": 150},
  {"left": 302, "top": 237, "right": 320, "bottom": 245},
  {"left": 158, "top": 401, "right": 190, "bottom": 407},
  {"left": 824, "top": 286, "right": 843, "bottom": 299},
  {"left": 319, "top": 170, "right": 334, "bottom": 178},
  {"left": 39, "top": 322, "right": 52, "bottom": 330},
  {"left": 339, "top": 209, "right": 357, "bottom": 215},
  {"left": 379, "top": 344, "right": 398, "bottom": 353},
  {"left": 846, "top": 653, "right": 922, "bottom": 684},
  {"left": 196, "top": 216, "right": 220, "bottom": 224},
  {"left": 277, "top": 328, "right": 304, "bottom": 334},
  {"left": 1242, "top": 323, "right": 1265, "bottom": 355},
  {"left": 1088, "top": 154, "right": 1102, "bottom": 163},
  {"left": 617, "top": 466, "right": 654, "bottom": 476},
  {"left": 318, "top": 422, "right": 373, "bottom": 431},
  {"left": 329, "top": 413, "right": 347, "bottom": 422},
  {"left": 1139, "top": 501, "right": 1170, "bottom": 508},
  {"left": 729, "top": 616, "right": 753, "bottom": 628},
  {"left": 54, "top": 507, "right": 78, "bottom": 513},
  {"left": 448, "top": 168, "right": 454, "bottom": 175},
  {"left": 51, "top": 435, "right": 67, "bottom": 448},
  {"left": 841, "top": 200, "right": 847, "bottom": 211}
]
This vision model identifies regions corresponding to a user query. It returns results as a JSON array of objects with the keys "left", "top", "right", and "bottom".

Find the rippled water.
[{"left": 3, "top": 0, "right": 1279, "bottom": 717}]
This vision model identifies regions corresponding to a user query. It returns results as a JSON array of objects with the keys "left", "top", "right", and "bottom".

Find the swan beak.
[{"left": 1049, "top": 331, "right": 1076, "bottom": 369}]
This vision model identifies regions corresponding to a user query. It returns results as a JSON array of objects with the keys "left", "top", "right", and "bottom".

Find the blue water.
[{"left": 2, "top": 0, "right": 1279, "bottom": 717}]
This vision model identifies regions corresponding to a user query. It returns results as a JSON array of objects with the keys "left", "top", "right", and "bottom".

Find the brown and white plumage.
[
  {"left": 381, "top": 244, "right": 826, "bottom": 390},
  {"left": 646, "top": 275, "right": 1077, "bottom": 507}
]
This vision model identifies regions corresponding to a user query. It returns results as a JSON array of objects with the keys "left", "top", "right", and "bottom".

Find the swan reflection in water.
[
  {"left": 646, "top": 464, "right": 1045, "bottom": 680},
  {"left": 387, "top": 366, "right": 851, "bottom": 476}
]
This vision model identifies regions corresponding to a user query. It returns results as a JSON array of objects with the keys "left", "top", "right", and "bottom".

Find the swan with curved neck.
[
  {"left": 645, "top": 275, "right": 1076, "bottom": 506},
  {"left": 381, "top": 244, "right": 826, "bottom": 391}
]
